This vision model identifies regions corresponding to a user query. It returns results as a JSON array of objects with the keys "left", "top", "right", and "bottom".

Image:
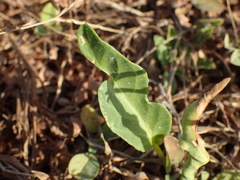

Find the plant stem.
[{"left": 153, "top": 144, "right": 164, "bottom": 158}]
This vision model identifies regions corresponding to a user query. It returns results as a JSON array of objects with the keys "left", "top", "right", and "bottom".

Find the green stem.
[{"left": 153, "top": 143, "right": 164, "bottom": 158}]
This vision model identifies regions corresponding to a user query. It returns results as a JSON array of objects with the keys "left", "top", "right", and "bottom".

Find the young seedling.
[
  {"left": 76, "top": 24, "right": 231, "bottom": 179},
  {"left": 179, "top": 77, "right": 230, "bottom": 180},
  {"left": 34, "top": 2, "right": 62, "bottom": 35},
  {"left": 224, "top": 33, "right": 240, "bottom": 66},
  {"left": 77, "top": 24, "right": 172, "bottom": 155}
]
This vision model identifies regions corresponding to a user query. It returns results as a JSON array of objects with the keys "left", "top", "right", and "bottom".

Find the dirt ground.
[{"left": 0, "top": 0, "right": 240, "bottom": 179}]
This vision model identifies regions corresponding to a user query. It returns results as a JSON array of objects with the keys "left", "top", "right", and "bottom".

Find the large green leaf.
[{"left": 77, "top": 24, "right": 172, "bottom": 152}]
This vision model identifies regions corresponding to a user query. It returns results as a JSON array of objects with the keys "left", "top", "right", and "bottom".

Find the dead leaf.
[
  {"left": 197, "top": 78, "right": 231, "bottom": 118},
  {"left": 164, "top": 135, "right": 184, "bottom": 164},
  {"left": 31, "top": 170, "right": 49, "bottom": 180},
  {"left": 191, "top": 0, "right": 224, "bottom": 13}
]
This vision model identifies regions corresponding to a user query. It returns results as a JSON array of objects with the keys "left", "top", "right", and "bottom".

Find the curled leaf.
[{"left": 180, "top": 78, "right": 231, "bottom": 180}]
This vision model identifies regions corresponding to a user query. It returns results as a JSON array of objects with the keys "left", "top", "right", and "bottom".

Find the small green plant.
[
  {"left": 71, "top": 24, "right": 230, "bottom": 179},
  {"left": 193, "top": 18, "right": 224, "bottom": 45},
  {"left": 34, "top": 2, "right": 62, "bottom": 35},
  {"left": 153, "top": 20, "right": 222, "bottom": 94},
  {"left": 224, "top": 33, "right": 240, "bottom": 66},
  {"left": 179, "top": 78, "right": 230, "bottom": 180}
]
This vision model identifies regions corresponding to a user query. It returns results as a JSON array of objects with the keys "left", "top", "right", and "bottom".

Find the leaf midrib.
[{"left": 110, "top": 69, "right": 153, "bottom": 141}]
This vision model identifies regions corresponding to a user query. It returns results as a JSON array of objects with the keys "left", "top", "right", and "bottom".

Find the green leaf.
[
  {"left": 179, "top": 78, "right": 230, "bottom": 180},
  {"left": 165, "top": 174, "right": 179, "bottom": 180},
  {"left": 166, "top": 25, "right": 177, "bottom": 48},
  {"left": 87, "top": 138, "right": 99, "bottom": 154},
  {"left": 192, "top": 26, "right": 213, "bottom": 45},
  {"left": 195, "top": 18, "right": 224, "bottom": 27},
  {"left": 68, "top": 153, "right": 100, "bottom": 180},
  {"left": 163, "top": 71, "right": 177, "bottom": 94},
  {"left": 34, "top": 25, "right": 47, "bottom": 35},
  {"left": 81, "top": 105, "right": 100, "bottom": 133},
  {"left": 201, "top": 171, "right": 210, "bottom": 180},
  {"left": 213, "top": 170, "right": 240, "bottom": 180},
  {"left": 167, "top": 25, "right": 177, "bottom": 40},
  {"left": 154, "top": 35, "right": 173, "bottom": 66},
  {"left": 197, "top": 58, "right": 216, "bottom": 69},
  {"left": 224, "top": 34, "right": 235, "bottom": 51},
  {"left": 191, "top": 0, "right": 224, "bottom": 13},
  {"left": 52, "top": 25, "right": 63, "bottom": 32},
  {"left": 153, "top": 34, "right": 165, "bottom": 47},
  {"left": 230, "top": 49, "right": 240, "bottom": 66},
  {"left": 102, "top": 123, "right": 117, "bottom": 140},
  {"left": 34, "top": 2, "right": 62, "bottom": 35},
  {"left": 77, "top": 24, "right": 172, "bottom": 152},
  {"left": 40, "top": 2, "right": 59, "bottom": 26}
]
